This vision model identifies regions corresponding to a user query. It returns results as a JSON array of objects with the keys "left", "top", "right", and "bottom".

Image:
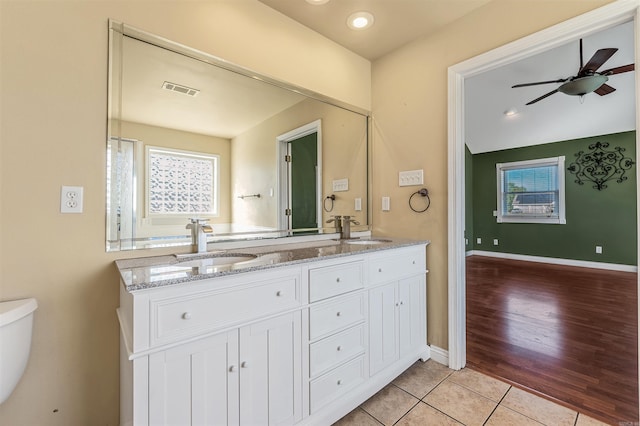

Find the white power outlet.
[
  {"left": 595, "top": 246, "right": 603, "bottom": 254},
  {"left": 382, "top": 196, "right": 390, "bottom": 211},
  {"left": 493, "top": 239, "right": 499, "bottom": 246},
  {"left": 476, "top": 238, "right": 482, "bottom": 244},
  {"left": 354, "top": 197, "right": 362, "bottom": 211},
  {"left": 61, "top": 186, "right": 83, "bottom": 213}
]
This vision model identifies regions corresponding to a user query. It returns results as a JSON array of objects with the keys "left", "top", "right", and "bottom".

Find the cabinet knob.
[
  {"left": 378, "top": 268, "right": 382, "bottom": 273},
  {"left": 395, "top": 302, "right": 399, "bottom": 307},
  {"left": 336, "top": 277, "right": 341, "bottom": 283},
  {"left": 412, "top": 260, "right": 416, "bottom": 265},
  {"left": 182, "top": 312, "right": 192, "bottom": 320},
  {"left": 229, "top": 365, "right": 236, "bottom": 372},
  {"left": 336, "top": 311, "right": 341, "bottom": 317},
  {"left": 337, "top": 345, "right": 342, "bottom": 351},
  {"left": 337, "top": 379, "right": 342, "bottom": 386},
  {"left": 400, "top": 301, "right": 405, "bottom": 305},
  {"left": 276, "top": 290, "right": 283, "bottom": 297},
  {"left": 241, "top": 361, "right": 249, "bottom": 368}
]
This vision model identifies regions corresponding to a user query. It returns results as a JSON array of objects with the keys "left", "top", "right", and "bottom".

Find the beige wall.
[
  {"left": 0, "top": 1, "right": 369, "bottom": 425},
  {"left": 232, "top": 98, "right": 368, "bottom": 229},
  {"left": 370, "top": 0, "right": 614, "bottom": 350}
]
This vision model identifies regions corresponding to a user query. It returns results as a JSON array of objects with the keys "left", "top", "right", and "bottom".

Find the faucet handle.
[{"left": 326, "top": 215, "right": 342, "bottom": 224}]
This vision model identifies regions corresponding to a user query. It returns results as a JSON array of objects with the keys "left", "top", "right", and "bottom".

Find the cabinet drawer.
[
  {"left": 310, "top": 324, "right": 365, "bottom": 378},
  {"left": 310, "top": 355, "right": 366, "bottom": 413},
  {"left": 309, "top": 261, "right": 364, "bottom": 302},
  {"left": 309, "top": 293, "right": 365, "bottom": 340},
  {"left": 369, "top": 248, "right": 425, "bottom": 286},
  {"left": 151, "top": 276, "right": 299, "bottom": 345}
]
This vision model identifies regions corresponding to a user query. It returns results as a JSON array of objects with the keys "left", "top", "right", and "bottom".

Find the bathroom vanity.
[{"left": 116, "top": 238, "right": 429, "bottom": 426}]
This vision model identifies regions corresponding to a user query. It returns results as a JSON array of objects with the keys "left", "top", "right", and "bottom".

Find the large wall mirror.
[{"left": 107, "top": 22, "right": 370, "bottom": 251}]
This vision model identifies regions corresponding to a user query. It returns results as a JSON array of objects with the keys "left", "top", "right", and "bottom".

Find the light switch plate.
[
  {"left": 61, "top": 186, "right": 83, "bottom": 213},
  {"left": 382, "top": 196, "right": 390, "bottom": 211},
  {"left": 399, "top": 169, "right": 424, "bottom": 187},
  {"left": 333, "top": 178, "right": 349, "bottom": 192},
  {"left": 354, "top": 198, "right": 362, "bottom": 211}
]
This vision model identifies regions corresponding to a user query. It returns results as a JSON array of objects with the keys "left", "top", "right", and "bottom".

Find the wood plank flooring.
[{"left": 466, "top": 255, "right": 638, "bottom": 425}]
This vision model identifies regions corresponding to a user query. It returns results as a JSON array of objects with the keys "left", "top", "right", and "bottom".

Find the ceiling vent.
[{"left": 162, "top": 81, "right": 199, "bottom": 97}]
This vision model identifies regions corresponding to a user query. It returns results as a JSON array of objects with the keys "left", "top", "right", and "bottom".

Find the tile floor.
[{"left": 333, "top": 360, "right": 612, "bottom": 426}]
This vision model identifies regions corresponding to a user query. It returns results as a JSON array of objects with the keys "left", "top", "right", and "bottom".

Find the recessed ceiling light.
[
  {"left": 305, "top": 0, "right": 330, "bottom": 5},
  {"left": 347, "top": 11, "right": 374, "bottom": 30},
  {"left": 504, "top": 108, "right": 518, "bottom": 117}
]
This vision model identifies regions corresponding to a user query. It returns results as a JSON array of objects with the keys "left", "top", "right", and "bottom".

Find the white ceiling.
[
  {"left": 121, "top": 36, "right": 307, "bottom": 138},
  {"left": 465, "top": 21, "right": 636, "bottom": 154},
  {"left": 258, "top": 0, "right": 492, "bottom": 60}
]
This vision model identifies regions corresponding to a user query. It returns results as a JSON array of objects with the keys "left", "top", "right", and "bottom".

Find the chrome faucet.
[
  {"left": 186, "top": 218, "right": 213, "bottom": 253},
  {"left": 340, "top": 216, "right": 360, "bottom": 240},
  {"left": 326, "top": 215, "right": 342, "bottom": 236}
]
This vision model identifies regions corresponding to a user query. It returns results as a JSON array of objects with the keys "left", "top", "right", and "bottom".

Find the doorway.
[
  {"left": 277, "top": 120, "right": 323, "bottom": 232},
  {"left": 447, "top": 3, "right": 640, "bottom": 420}
]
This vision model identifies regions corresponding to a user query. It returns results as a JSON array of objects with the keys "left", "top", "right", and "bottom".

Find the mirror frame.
[{"left": 107, "top": 20, "right": 371, "bottom": 251}]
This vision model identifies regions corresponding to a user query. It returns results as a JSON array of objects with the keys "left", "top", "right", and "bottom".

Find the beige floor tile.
[
  {"left": 395, "top": 402, "right": 463, "bottom": 426},
  {"left": 423, "top": 380, "right": 497, "bottom": 426},
  {"left": 485, "top": 405, "right": 545, "bottom": 426},
  {"left": 575, "top": 413, "right": 611, "bottom": 426},
  {"left": 447, "top": 368, "right": 510, "bottom": 402},
  {"left": 392, "top": 360, "right": 453, "bottom": 398},
  {"left": 360, "top": 384, "right": 419, "bottom": 426},
  {"left": 501, "top": 387, "right": 577, "bottom": 426},
  {"left": 333, "top": 407, "right": 382, "bottom": 426}
]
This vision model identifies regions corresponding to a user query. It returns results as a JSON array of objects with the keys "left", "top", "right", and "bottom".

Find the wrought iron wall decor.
[{"left": 567, "top": 141, "right": 635, "bottom": 190}]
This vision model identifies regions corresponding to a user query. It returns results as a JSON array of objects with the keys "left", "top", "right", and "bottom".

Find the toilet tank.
[{"left": 0, "top": 298, "right": 37, "bottom": 404}]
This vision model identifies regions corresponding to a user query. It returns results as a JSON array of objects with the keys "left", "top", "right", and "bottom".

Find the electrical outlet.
[
  {"left": 476, "top": 238, "right": 482, "bottom": 245},
  {"left": 465, "top": 238, "right": 469, "bottom": 245},
  {"left": 398, "top": 169, "right": 424, "bottom": 187},
  {"left": 382, "top": 196, "right": 390, "bottom": 211},
  {"left": 61, "top": 186, "right": 83, "bottom": 213},
  {"left": 354, "top": 197, "right": 362, "bottom": 211},
  {"left": 493, "top": 239, "right": 499, "bottom": 246},
  {"left": 595, "top": 245, "right": 603, "bottom": 254},
  {"left": 332, "top": 179, "right": 349, "bottom": 192}
]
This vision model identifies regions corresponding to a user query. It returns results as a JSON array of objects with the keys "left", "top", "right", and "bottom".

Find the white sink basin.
[
  {"left": 176, "top": 253, "right": 258, "bottom": 268},
  {"left": 344, "top": 239, "right": 392, "bottom": 245}
]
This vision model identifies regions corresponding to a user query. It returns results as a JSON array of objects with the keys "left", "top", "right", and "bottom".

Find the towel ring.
[{"left": 409, "top": 188, "right": 430, "bottom": 213}]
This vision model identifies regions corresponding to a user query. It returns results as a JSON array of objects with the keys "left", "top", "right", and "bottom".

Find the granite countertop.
[{"left": 116, "top": 237, "right": 429, "bottom": 292}]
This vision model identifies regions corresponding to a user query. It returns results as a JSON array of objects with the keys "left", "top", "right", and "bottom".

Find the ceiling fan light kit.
[{"left": 512, "top": 39, "right": 634, "bottom": 105}]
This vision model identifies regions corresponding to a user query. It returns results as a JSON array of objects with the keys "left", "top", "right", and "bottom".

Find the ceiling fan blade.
[
  {"left": 594, "top": 84, "right": 616, "bottom": 96},
  {"left": 512, "top": 78, "right": 567, "bottom": 88},
  {"left": 579, "top": 48, "right": 618, "bottom": 75},
  {"left": 525, "top": 89, "right": 559, "bottom": 105},
  {"left": 600, "top": 64, "right": 635, "bottom": 75}
]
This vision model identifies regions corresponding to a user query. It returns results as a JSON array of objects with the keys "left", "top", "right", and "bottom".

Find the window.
[
  {"left": 496, "top": 156, "right": 565, "bottom": 224},
  {"left": 146, "top": 146, "right": 219, "bottom": 216}
]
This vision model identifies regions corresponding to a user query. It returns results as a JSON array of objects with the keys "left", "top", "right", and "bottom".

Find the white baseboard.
[
  {"left": 468, "top": 250, "right": 637, "bottom": 273},
  {"left": 429, "top": 345, "right": 450, "bottom": 367}
]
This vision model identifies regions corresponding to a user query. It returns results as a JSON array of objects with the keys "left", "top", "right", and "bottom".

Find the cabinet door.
[
  {"left": 148, "top": 331, "right": 239, "bottom": 426},
  {"left": 239, "top": 311, "right": 302, "bottom": 426},
  {"left": 398, "top": 275, "right": 426, "bottom": 357},
  {"left": 369, "top": 282, "right": 399, "bottom": 376}
]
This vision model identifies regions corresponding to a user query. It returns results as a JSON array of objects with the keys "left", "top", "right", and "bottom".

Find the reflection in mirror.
[{"left": 107, "top": 22, "right": 370, "bottom": 251}]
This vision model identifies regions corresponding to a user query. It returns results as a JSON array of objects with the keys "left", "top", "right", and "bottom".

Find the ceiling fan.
[{"left": 512, "top": 39, "right": 635, "bottom": 105}]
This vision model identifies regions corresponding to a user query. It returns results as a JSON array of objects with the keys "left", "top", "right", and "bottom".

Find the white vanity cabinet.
[
  {"left": 368, "top": 247, "right": 427, "bottom": 376},
  {"left": 118, "top": 241, "right": 429, "bottom": 426}
]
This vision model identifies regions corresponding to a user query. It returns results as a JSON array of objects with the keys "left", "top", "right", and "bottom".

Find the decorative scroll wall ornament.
[{"left": 567, "top": 141, "right": 635, "bottom": 190}]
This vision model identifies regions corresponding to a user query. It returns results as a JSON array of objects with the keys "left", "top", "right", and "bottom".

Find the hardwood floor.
[{"left": 466, "top": 255, "right": 639, "bottom": 425}]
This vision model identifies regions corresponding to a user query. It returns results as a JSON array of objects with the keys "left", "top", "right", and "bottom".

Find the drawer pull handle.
[
  {"left": 337, "top": 345, "right": 342, "bottom": 351},
  {"left": 336, "top": 277, "right": 341, "bottom": 283},
  {"left": 182, "top": 312, "right": 192, "bottom": 320},
  {"left": 337, "top": 379, "right": 342, "bottom": 386},
  {"left": 241, "top": 361, "right": 249, "bottom": 368},
  {"left": 229, "top": 365, "right": 236, "bottom": 372},
  {"left": 336, "top": 311, "right": 342, "bottom": 317},
  {"left": 276, "top": 290, "right": 283, "bottom": 297}
]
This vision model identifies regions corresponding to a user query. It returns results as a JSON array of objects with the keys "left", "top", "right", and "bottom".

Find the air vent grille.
[{"left": 162, "top": 81, "right": 200, "bottom": 97}]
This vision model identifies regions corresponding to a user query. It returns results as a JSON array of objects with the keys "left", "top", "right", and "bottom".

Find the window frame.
[
  {"left": 496, "top": 156, "right": 566, "bottom": 225},
  {"left": 145, "top": 145, "right": 220, "bottom": 218}
]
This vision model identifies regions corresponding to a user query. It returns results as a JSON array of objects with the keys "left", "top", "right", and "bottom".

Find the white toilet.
[{"left": 0, "top": 298, "right": 37, "bottom": 404}]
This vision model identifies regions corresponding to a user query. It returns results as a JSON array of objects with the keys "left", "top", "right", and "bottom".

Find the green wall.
[{"left": 469, "top": 131, "right": 637, "bottom": 265}]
